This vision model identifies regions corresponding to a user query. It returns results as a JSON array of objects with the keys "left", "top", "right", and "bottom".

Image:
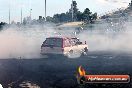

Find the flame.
[{"left": 78, "top": 66, "right": 86, "bottom": 76}]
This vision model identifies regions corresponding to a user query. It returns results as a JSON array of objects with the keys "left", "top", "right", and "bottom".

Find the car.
[{"left": 41, "top": 37, "right": 88, "bottom": 58}]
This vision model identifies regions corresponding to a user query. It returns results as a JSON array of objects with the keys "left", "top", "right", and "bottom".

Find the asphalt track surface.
[{"left": 0, "top": 51, "right": 132, "bottom": 88}]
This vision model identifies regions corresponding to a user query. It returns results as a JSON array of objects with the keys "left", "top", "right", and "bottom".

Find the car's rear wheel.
[
  {"left": 67, "top": 50, "right": 74, "bottom": 58},
  {"left": 81, "top": 47, "right": 88, "bottom": 56},
  {"left": 67, "top": 50, "right": 83, "bottom": 58},
  {"left": 47, "top": 54, "right": 66, "bottom": 59}
]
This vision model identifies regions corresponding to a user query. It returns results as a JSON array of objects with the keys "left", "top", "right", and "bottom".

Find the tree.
[
  {"left": 46, "top": 16, "right": 53, "bottom": 22},
  {"left": 53, "top": 12, "right": 72, "bottom": 23},
  {"left": 92, "top": 13, "right": 97, "bottom": 20},
  {"left": 50, "top": 1, "right": 98, "bottom": 24},
  {"left": 60, "top": 13, "right": 67, "bottom": 22},
  {"left": 76, "top": 11, "right": 83, "bottom": 21},
  {"left": 65, "top": 12, "right": 72, "bottom": 22},
  {"left": 91, "top": 13, "right": 98, "bottom": 23},
  {"left": 82, "top": 8, "right": 92, "bottom": 23},
  {"left": 73, "top": 1, "right": 78, "bottom": 20},
  {"left": 83, "top": 8, "right": 91, "bottom": 15},
  {"left": 53, "top": 14, "right": 60, "bottom": 23},
  {"left": 0, "top": 22, "right": 7, "bottom": 30},
  {"left": 69, "top": 1, "right": 79, "bottom": 21},
  {"left": 23, "top": 18, "right": 27, "bottom": 25}
]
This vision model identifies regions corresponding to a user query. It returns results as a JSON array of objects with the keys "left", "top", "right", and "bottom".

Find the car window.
[{"left": 44, "top": 38, "right": 62, "bottom": 47}]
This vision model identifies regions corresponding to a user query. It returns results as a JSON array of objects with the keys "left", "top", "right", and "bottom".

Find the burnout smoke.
[
  {"left": 78, "top": 19, "right": 132, "bottom": 52},
  {"left": 0, "top": 25, "right": 57, "bottom": 59},
  {"left": 0, "top": 19, "right": 132, "bottom": 59}
]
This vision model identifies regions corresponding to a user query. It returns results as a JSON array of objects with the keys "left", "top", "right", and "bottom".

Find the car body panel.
[{"left": 41, "top": 37, "right": 88, "bottom": 57}]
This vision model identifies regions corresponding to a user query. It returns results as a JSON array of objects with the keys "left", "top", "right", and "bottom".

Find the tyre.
[
  {"left": 81, "top": 47, "right": 88, "bottom": 56},
  {"left": 47, "top": 54, "right": 67, "bottom": 59},
  {"left": 67, "top": 50, "right": 74, "bottom": 58}
]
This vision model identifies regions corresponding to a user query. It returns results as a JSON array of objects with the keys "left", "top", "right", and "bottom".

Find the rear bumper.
[
  {"left": 40, "top": 53, "right": 63, "bottom": 55},
  {"left": 41, "top": 47, "right": 64, "bottom": 54},
  {"left": 40, "top": 50, "right": 66, "bottom": 56},
  {"left": 40, "top": 53, "right": 66, "bottom": 58},
  {"left": 41, "top": 51, "right": 64, "bottom": 55}
]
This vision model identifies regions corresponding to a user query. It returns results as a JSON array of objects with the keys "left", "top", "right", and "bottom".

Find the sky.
[{"left": 0, "top": 0, "right": 131, "bottom": 23}]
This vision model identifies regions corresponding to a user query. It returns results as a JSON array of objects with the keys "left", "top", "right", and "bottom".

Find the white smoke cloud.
[
  {"left": 97, "top": 0, "right": 130, "bottom": 7},
  {"left": 0, "top": 18, "right": 132, "bottom": 59},
  {"left": 97, "top": 0, "right": 108, "bottom": 4},
  {"left": 0, "top": 25, "right": 57, "bottom": 59},
  {"left": 77, "top": 19, "right": 132, "bottom": 52}
]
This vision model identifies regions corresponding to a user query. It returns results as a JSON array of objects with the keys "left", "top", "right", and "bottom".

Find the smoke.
[
  {"left": 0, "top": 24, "right": 57, "bottom": 59},
  {"left": 78, "top": 19, "right": 132, "bottom": 52},
  {"left": 0, "top": 18, "right": 132, "bottom": 59}
]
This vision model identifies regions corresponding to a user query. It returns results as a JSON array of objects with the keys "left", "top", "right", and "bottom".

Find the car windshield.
[{"left": 44, "top": 38, "right": 62, "bottom": 47}]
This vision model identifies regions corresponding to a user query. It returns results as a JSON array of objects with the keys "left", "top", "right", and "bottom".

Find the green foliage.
[
  {"left": 0, "top": 22, "right": 7, "bottom": 30},
  {"left": 82, "top": 8, "right": 92, "bottom": 23},
  {"left": 76, "top": 11, "right": 83, "bottom": 21},
  {"left": 48, "top": 1, "right": 98, "bottom": 23},
  {"left": 46, "top": 16, "right": 53, "bottom": 22}
]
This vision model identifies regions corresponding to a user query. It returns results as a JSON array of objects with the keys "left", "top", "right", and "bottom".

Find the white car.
[{"left": 41, "top": 37, "right": 88, "bottom": 58}]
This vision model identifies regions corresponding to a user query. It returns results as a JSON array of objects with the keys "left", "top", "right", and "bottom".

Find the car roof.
[
  {"left": 46, "top": 36, "right": 79, "bottom": 39},
  {"left": 47, "top": 37, "right": 78, "bottom": 39}
]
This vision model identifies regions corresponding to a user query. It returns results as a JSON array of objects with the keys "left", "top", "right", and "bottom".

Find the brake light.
[
  {"left": 62, "top": 44, "right": 64, "bottom": 48},
  {"left": 62, "top": 38, "right": 64, "bottom": 48}
]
